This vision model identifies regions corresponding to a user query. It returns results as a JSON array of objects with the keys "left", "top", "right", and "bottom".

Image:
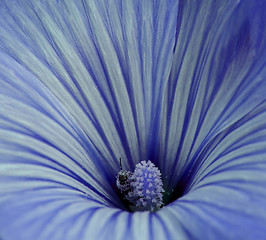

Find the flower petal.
[
  {"left": 157, "top": 1, "right": 266, "bottom": 238},
  {"left": 160, "top": 0, "right": 266, "bottom": 190},
  {"left": 0, "top": 0, "right": 179, "bottom": 168},
  {"left": 160, "top": 103, "right": 266, "bottom": 239},
  {"left": 0, "top": 51, "right": 120, "bottom": 203},
  {"left": 0, "top": 0, "right": 180, "bottom": 239}
]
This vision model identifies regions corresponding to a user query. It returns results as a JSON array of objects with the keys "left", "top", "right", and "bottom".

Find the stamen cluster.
[{"left": 117, "top": 160, "right": 164, "bottom": 212}]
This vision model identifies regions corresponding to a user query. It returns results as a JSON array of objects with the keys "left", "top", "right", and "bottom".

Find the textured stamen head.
[{"left": 116, "top": 160, "right": 164, "bottom": 212}]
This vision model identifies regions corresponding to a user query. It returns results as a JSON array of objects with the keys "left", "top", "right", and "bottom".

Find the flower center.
[{"left": 116, "top": 160, "right": 164, "bottom": 212}]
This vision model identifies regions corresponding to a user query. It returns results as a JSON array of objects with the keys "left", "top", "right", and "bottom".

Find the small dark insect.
[
  {"left": 116, "top": 158, "right": 133, "bottom": 193},
  {"left": 118, "top": 171, "right": 131, "bottom": 184}
]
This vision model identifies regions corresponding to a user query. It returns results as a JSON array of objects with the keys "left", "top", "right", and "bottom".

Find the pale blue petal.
[
  {"left": 0, "top": 51, "right": 123, "bottom": 206},
  {"left": 0, "top": 0, "right": 179, "bottom": 240},
  {"left": 1, "top": 0, "right": 266, "bottom": 239},
  {"left": 159, "top": 104, "right": 266, "bottom": 239},
  {"left": 0, "top": 0, "right": 179, "bottom": 168},
  {"left": 157, "top": 0, "right": 266, "bottom": 239},
  {"left": 160, "top": 0, "right": 266, "bottom": 190}
]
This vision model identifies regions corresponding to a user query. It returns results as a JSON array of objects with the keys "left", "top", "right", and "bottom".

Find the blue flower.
[{"left": 1, "top": 0, "right": 266, "bottom": 239}]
